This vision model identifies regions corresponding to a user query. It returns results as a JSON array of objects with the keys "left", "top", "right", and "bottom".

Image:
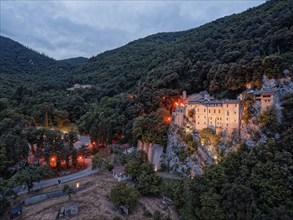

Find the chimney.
[
  {"left": 204, "top": 94, "right": 210, "bottom": 101},
  {"left": 182, "top": 91, "right": 186, "bottom": 100}
]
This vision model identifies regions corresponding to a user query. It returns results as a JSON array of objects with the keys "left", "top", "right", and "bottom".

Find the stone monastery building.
[{"left": 173, "top": 90, "right": 275, "bottom": 134}]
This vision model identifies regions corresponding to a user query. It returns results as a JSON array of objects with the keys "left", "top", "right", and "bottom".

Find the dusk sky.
[{"left": 1, "top": 0, "right": 266, "bottom": 60}]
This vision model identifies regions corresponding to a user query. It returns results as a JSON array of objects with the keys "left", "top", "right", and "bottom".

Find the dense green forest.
[
  {"left": 0, "top": 0, "right": 293, "bottom": 217},
  {"left": 161, "top": 94, "right": 293, "bottom": 219},
  {"left": 1, "top": 0, "right": 292, "bottom": 145},
  {"left": 75, "top": 0, "right": 293, "bottom": 144}
]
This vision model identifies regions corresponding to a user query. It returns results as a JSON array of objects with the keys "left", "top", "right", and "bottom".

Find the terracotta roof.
[{"left": 112, "top": 166, "right": 126, "bottom": 175}]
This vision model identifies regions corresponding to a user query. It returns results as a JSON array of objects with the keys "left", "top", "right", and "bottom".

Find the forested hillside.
[
  {"left": 0, "top": 0, "right": 292, "bottom": 145},
  {"left": 0, "top": 0, "right": 293, "bottom": 218},
  {"left": 74, "top": 0, "right": 293, "bottom": 144},
  {"left": 0, "top": 36, "right": 76, "bottom": 96},
  {"left": 162, "top": 94, "right": 293, "bottom": 219},
  {"left": 59, "top": 57, "right": 88, "bottom": 66}
]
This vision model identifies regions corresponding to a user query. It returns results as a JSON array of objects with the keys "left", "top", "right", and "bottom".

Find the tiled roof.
[
  {"left": 112, "top": 166, "right": 126, "bottom": 175},
  {"left": 119, "top": 143, "right": 130, "bottom": 149},
  {"left": 222, "top": 100, "right": 240, "bottom": 104}
]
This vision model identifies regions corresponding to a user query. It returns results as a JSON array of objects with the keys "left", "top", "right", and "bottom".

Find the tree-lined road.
[{"left": 14, "top": 158, "right": 97, "bottom": 195}]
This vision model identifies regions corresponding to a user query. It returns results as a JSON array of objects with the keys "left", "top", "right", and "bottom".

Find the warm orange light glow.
[
  {"left": 154, "top": 165, "right": 158, "bottom": 172},
  {"left": 79, "top": 156, "right": 82, "bottom": 160},
  {"left": 175, "top": 102, "right": 179, "bottom": 106},
  {"left": 92, "top": 141, "right": 96, "bottom": 145},
  {"left": 49, "top": 155, "right": 57, "bottom": 167},
  {"left": 163, "top": 116, "right": 172, "bottom": 124}
]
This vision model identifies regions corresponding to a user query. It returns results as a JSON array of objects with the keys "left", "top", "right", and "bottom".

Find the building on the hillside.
[
  {"left": 73, "top": 135, "right": 91, "bottom": 149},
  {"left": 137, "top": 141, "right": 163, "bottom": 171},
  {"left": 112, "top": 166, "right": 131, "bottom": 181},
  {"left": 119, "top": 143, "right": 135, "bottom": 154},
  {"left": 253, "top": 89, "right": 276, "bottom": 112},
  {"left": 172, "top": 107, "right": 185, "bottom": 127},
  {"left": 67, "top": 83, "right": 92, "bottom": 91},
  {"left": 175, "top": 91, "right": 241, "bottom": 134}
]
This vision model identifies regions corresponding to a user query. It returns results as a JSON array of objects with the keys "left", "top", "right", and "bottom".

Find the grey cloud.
[{"left": 0, "top": 1, "right": 265, "bottom": 59}]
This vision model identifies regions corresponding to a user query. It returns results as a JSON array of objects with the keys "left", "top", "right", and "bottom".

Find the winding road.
[{"left": 14, "top": 158, "right": 98, "bottom": 195}]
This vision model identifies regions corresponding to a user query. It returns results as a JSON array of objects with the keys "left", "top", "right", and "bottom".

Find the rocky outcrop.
[{"left": 163, "top": 123, "right": 215, "bottom": 177}]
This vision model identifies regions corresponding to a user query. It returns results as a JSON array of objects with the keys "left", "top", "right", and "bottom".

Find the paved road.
[{"left": 14, "top": 158, "right": 98, "bottom": 195}]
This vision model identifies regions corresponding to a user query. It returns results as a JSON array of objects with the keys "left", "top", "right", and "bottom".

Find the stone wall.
[{"left": 137, "top": 141, "right": 163, "bottom": 170}]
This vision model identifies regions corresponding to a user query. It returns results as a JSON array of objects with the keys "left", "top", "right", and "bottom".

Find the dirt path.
[{"left": 8, "top": 171, "right": 179, "bottom": 220}]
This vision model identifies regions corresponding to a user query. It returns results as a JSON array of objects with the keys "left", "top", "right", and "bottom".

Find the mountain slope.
[
  {"left": 75, "top": 0, "right": 292, "bottom": 98},
  {"left": 0, "top": 36, "right": 77, "bottom": 96},
  {"left": 59, "top": 57, "right": 88, "bottom": 66},
  {"left": 0, "top": 35, "right": 72, "bottom": 75},
  {"left": 74, "top": 0, "right": 292, "bottom": 142}
]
